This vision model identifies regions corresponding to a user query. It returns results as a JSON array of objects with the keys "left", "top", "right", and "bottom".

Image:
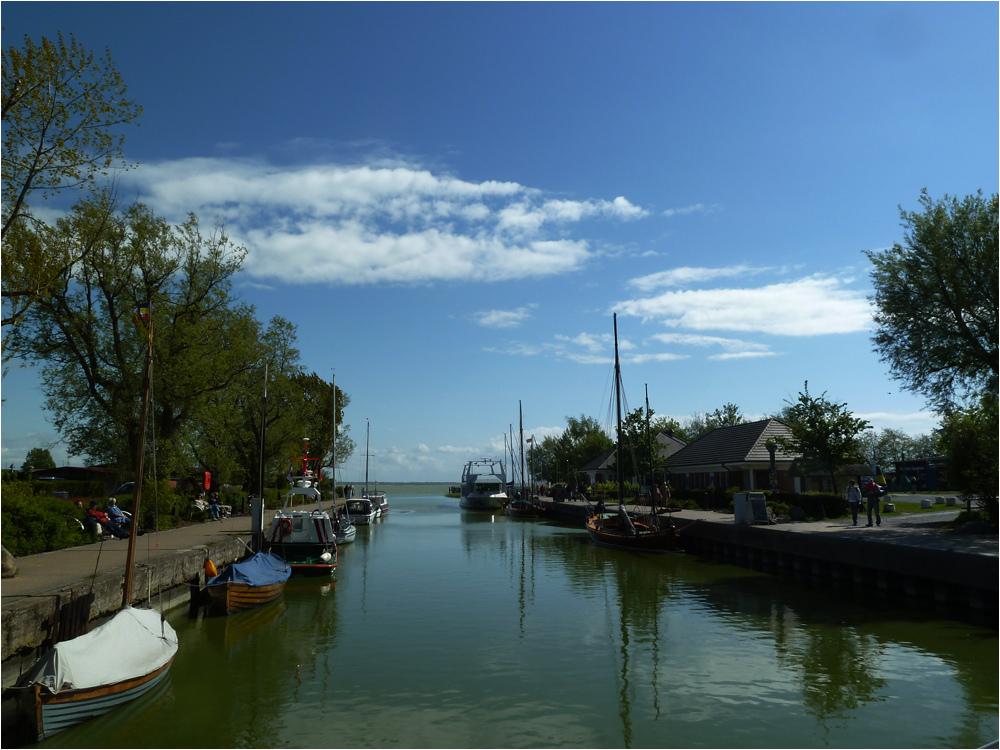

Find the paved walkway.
[{"left": 1, "top": 511, "right": 270, "bottom": 600}]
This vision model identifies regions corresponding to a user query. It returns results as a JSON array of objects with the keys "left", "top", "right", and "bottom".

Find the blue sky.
[{"left": 2, "top": 2, "right": 997, "bottom": 482}]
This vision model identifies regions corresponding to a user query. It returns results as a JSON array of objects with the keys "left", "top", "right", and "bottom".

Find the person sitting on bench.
[{"left": 86, "top": 500, "right": 128, "bottom": 539}]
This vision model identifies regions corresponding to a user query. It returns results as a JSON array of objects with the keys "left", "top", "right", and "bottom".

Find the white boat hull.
[{"left": 460, "top": 493, "right": 507, "bottom": 510}]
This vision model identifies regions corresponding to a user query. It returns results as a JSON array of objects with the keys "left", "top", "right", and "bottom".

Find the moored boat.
[
  {"left": 264, "top": 440, "right": 338, "bottom": 575},
  {"left": 13, "top": 303, "right": 178, "bottom": 740},
  {"left": 206, "top": 551, "right": 291, "bottom": 614},
  {"left": 584, "top": 314, "right": 679, "bottom": 553},
  {"left": 345, "top": 497, "right": 377, "bottom": 525},
  {"left": 460, "top": 458, "right": 508, "bottom": 510},
  {"left": 14, "top": 608, "right": 178, "bottom": 741}
]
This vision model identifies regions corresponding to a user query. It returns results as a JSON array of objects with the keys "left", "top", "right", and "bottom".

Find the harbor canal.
[{"left": 30, "top": 486, "right": 1000, "bottom": 748}]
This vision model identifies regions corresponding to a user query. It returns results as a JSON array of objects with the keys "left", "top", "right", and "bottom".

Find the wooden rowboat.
[{"left": 206, "top": 552, "right": 291, "bottom": 615}]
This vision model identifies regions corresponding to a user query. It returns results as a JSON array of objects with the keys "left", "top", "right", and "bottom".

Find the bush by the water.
[{"left": 1, "top": 480, "right": 89, "bottom": 556}]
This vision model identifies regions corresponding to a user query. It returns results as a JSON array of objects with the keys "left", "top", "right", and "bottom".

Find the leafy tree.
[
  {"left": 186, "top": 321, "right": 356, "bottom": 492},
  {"left": 937, "top": 395, "right": 998, "bottom": 521},
  {"left": 683, "top": 402, "right": 746, "bottom": 441},
  {"left": 777, "top": 382, "right": 870, "bottom": 499},
  {"left": 858, "top": 427, "right": 941, "bottom": 472},
  {"left": 20, "top": 447, "right": 56, "bottom": 475},
  {"left": 2, "top": 33, "right": 141, "bottom": 346},
  {"left": 866, "top": 190, "right": 998, "bottom": 411},
  {"left": 532, "top": 415, "right": 613, "bottom": 485},
  {"left": 12, "top": 200, "right": 255, "bottom": 477},
  {"left": 616, "top": 408, "right": 685, "bottom": 484}
]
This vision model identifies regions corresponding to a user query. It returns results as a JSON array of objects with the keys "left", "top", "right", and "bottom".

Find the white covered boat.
[{"left": 460, "top": 458, "right": 508, "bottom": 510}]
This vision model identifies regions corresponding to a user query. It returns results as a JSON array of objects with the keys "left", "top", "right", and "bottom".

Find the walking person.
[
  {"left": 865, "top": 481, "right": 881, "bottom": 527},
  {"left": 845, "top": 479, "right": 862, "bottom": 526}
]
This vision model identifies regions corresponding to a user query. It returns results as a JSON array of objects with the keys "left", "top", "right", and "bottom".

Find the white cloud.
[
  {"left": 615, "top": 275, "right": 873, "bottom": 336},
  {"left": 629, "top": 264, "right": 771, "bottom": 292},
  {"left": 708, "top": 351, "right": 779, "bottom": 361},
  {"left": 126, "top": 157, "right": 647, "bottom": 286},
  {"left": 474, "top": 305, "right": 536, "bottom": 328},
  {"left": 661, "top": 203, "right": 720, "bottom": 217}
]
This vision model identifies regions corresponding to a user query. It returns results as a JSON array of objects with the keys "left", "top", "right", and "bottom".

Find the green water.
[{"left": 41, "top": 486, "right": 998, "bottom": 748}]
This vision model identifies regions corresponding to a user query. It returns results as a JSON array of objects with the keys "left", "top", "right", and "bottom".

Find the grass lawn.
[{"left": 882, "top": 498, "right": 959, "bottom": 515}]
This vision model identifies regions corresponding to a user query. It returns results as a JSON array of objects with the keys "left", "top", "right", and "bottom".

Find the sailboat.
[
  {"left": 264, "top": 439, "right": 338, "bottom": 575},
  {"left": 13, "top": 301, "right": 179, "bottom": 740},
  {"left": 506, "top": 402, "right": 543, "bottom": 518},
  {"left": 330, "top": 374, "right": 356, "bottom": 544},
  {"left": 585, "top": 314, "right": 679, "bottom": 552},
  {"left": 362, "top": 420, "right": 389, "bottom": 516}
]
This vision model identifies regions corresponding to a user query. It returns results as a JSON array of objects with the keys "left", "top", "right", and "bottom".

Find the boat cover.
[
  {"left": 17, "top": 607, "right": 178, "bottom": 694},
  {"left": 208, "top": 552, "right": 291, "bottom": 587}
]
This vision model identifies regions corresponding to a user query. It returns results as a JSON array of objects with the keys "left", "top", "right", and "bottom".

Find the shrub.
[{"left": 1, "top": 480, "right": 89, "bottom": 556}]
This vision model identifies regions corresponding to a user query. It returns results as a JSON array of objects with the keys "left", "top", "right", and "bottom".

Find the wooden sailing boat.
[
  {"left": 585, "top": 314, "right": 678, "bottom": 552},
  {"left": 14, "top": 301, "right": 179, "bottom": 740}
]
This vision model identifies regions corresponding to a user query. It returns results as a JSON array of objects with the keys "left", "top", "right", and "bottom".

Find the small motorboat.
[
  {"left": 345, "top": 497, "right": 377, "bottom": 526},
  {"left": 206, "top": 552, "right": 291, "bottom": 615},
  {"left": 334, "top": 507, "right": 357, "bottom": 544}
]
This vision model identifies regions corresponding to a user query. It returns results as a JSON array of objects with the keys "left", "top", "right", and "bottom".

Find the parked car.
[{"left": 112, "top": 482, "right": 134, "bottom": 496}]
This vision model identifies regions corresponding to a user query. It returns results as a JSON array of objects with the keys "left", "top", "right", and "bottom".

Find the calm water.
[{"left": 40, "top": 486, "right": 998, "bottom": 749}]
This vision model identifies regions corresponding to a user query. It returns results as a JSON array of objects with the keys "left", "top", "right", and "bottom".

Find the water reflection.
[{"left": 25, "top": 490, "right": 997, "bottom": 749}]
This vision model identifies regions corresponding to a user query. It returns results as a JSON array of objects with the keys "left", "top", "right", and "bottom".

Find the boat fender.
[
  {"left": 320, "top": 551, "right": 332, "bottom": 563},
  {"left": 205, "top": 558, "right": 218, "bottom": 577}
]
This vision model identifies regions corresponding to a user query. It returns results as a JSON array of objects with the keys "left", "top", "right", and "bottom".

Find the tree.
[
  {"left": 865, "top": 190, "right": 998, "bottom": 412},
  {"left": 683, "top": 402, "right": 746, "bottom": 441},
  {"left": 777, "top": 382, "right": 870, "bottom": 498},
  {"left": 858, "top": 427, "right": 940, "bottom": 473},
  {"left": 21, "top": 447, "right": 56, "bottom": 476},
  {"left": 532, "top": 415, "right": 613, "bottom": 485},
  {"left": 12, "top": 200, "right": 255, "bottom": 477},
  {"left": 937, "top": 395, "right": 998, "bottom": 522},
  {"left": 2, "top": 33, "right": 141, "bottom": 347}
]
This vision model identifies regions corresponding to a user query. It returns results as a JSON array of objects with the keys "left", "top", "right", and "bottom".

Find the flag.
[
  {"left": 525, "top": 438, "right": 533, "bottom": 444},
  {"left": 132, "top": 301, "right": 151, "bottom": 333}
]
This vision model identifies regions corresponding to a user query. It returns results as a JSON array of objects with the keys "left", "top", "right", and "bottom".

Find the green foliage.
[
  {"left": 937, "top": 394, "right": 998, "bottom": 523},
  {"left": 531, "top": 415, "right": 613, "bottom": 485},
  {"left": 0, "top": 480, "right": 88, "bottom": 556},
  {"left": 866, "top": 190, "right": 998, "bottom": 411},
  {"left": 858, "top": 427, "right": 938, "bottom": 470},
  {"left": 2, "top": 33, "right": 141, "bottom": 349},
  {"left": 683, "top": 402, "right": 746, "bottom": 441},
  {"left": 778, "top": 382, "right": 870, "bottom": 498},
  {"left": 12, "top": 201, "right": 255, "bottom": 476},
  {"left": 21, "top": 447, "right": 56, "bottom": 474}
]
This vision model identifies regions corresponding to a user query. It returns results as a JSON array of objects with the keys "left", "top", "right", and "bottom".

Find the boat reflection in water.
[{"left": 32, "top": 486, "right": 997, "bottom": 749}]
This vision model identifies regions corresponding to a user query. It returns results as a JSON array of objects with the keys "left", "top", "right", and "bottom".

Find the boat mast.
[
  {"left": 365, "top": 419, "right": 370, "bottom": 497},
  {"left": 519, "top": 401, "right": 526, "bottom": 501},
  {"left": 123, "top": 302, "right": 153, "bottom": 609},
  {"left": 331, "top": 374, "right": 337, "bottom": 504},
  {"left": 256, "top": 361, "right": 268, "bottom": 551},
  {"left": 646, "top": 383, "right": 654, "bottom": 510},
  {"left": 614, "top": 313, "right": 624, "bottom": 508}
]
